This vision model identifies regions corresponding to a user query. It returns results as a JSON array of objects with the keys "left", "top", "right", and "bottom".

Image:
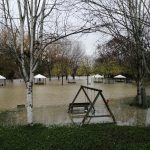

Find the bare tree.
[{"left": 68, "top": 41, "right": 84, "bottom": 79}]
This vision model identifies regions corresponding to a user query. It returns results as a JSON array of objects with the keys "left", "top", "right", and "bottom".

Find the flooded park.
[{"left": 0, "top": 77, "right": 150, "bottom": 126}]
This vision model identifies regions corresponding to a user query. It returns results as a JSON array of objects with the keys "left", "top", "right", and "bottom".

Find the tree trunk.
[
  {"left": 72, "top": 73, "right": 75, "bottom": 80},
  {"left": 62, "top": 75, "right": 64, "bottom": 85},
  {"left": 87, "top": 74, "right": 89, "bottom": 85},
  {"left": 141, "top": 87, "right": 148, "bottom": 108},
  {"left": 26, "top": 81, "right": 33, "bottom": 125},
  {"left": 66, "top": 74, "right": 68, "bottom": 80},
  {"left": 137, "top": 81, "right": 142, "bottom": 105}
]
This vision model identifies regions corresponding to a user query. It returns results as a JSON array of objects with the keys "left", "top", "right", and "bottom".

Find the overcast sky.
[{"left": 70, "top": 32, "right": 111, "bottom": 56}]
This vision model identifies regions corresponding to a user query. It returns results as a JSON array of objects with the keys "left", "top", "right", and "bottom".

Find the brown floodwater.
[{"left": 0, "top": 77, "right": 150, "bottom": 126}]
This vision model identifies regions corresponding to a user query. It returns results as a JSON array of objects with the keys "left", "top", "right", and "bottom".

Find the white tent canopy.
[
  {"left": 92, "top": 74, "right": 104, "bottom": 83},
  {"left": 0, "top": 75, "right": 6, "bottom": 79},
  {"left": 34, "top": 74, "right": 46, "bottom": 84},
  {"left": 94, "top": 74, "right": 104, "bottom": 78},
  {"left": 34, "top": 74, "right": 46, "bottom": 79},
  {"left": 114, "top": 75, "right": 126, "bottom": 79}
]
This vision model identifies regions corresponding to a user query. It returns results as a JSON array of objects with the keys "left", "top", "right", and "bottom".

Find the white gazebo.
[
  {"left": 114, "top": 74, "right": 126, "bottom": 82},
  {"left": 93, "top": 74, "right": 104, "bottom": 83},
  {"left": 0, "top": 75, "right": 6, "bottom": 86},
  {"left": 34, "top": 74, "right": 47, "bottom": 84}
]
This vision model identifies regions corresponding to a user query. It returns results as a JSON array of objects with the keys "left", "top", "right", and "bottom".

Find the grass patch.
[{"left": 0, "top": 123, "right": 150, "bottom": 150}]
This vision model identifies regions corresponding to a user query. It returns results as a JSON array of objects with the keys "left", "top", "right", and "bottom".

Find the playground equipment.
[{"left": 68, "top": 85, "right": 116, "bottom": 125}]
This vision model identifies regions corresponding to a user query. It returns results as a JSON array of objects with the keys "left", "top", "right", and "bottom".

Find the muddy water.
[{"left": 0, "top": 77, "right": 150, "bottom": 126}]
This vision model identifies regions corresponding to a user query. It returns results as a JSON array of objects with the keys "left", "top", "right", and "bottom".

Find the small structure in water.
[
  {"left": 114, "top": 74, "right": 126, "bottom": 82},
  {"left": 0, "top": 75, "right": 6, "bottom": 86},
  {"left": 92, "top": 74, "right": 104, "bottom": 83},
  {"left": 34, "top": 74, "right": 47, "bottom": 84}
]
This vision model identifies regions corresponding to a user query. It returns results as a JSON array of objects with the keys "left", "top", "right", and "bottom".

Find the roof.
[
  {"left": 114, "top": 75, "right": 126, "bottom": 79},
  {"left": 0, "top": 75, "right": 6, "bottom": 79},
  {"left": 94, "top": 74, "right": 104, "bottom": 78},
  {"left": 34, "top": 74, "right": 46, "bottom": 79}
]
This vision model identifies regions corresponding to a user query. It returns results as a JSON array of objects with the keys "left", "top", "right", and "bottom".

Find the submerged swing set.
[{"left": 68, "top": 85, "right": 116, "bottom": 125}]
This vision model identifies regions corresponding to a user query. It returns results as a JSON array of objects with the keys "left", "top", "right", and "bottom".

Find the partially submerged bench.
[{"left": 68, "top": 102, "right": 90, "bottom": 113}]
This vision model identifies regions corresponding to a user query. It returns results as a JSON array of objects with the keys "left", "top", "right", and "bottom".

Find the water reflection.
[
  {"left": 0, "top": 77, "right": 150, "bottom": 126},
  {"left": 111, "top": 99, "right": 149, "bottom": 126}
]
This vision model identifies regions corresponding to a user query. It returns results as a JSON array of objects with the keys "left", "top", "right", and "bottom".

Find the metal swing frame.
[{"left": 68, "top": 85, "right": 116, "bottom": 125}]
